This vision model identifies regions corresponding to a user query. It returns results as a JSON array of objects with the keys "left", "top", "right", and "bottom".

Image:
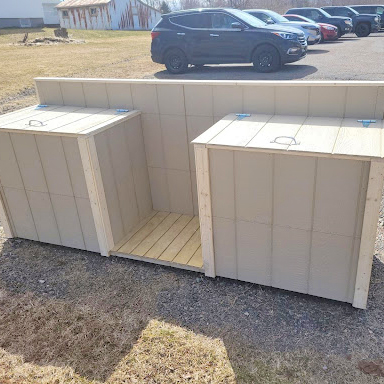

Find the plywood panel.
[
  {"left": 0, "top": 105, "right": 60, "bottom": 126},
  {"left": 235, "top": 151, "right": 273, "bottom": 224},
  {"left": 60, "top": 82, "right": 86, "bottom": 107},
  {"left": 3, "top": 187, "right": 38, "bottom": 240},
  {"left": 309, "top": 232, "right": 354, "bottom": 302},
  {"left": 167, "top": 169, "right": 193, "bottom": 215},
  {"left": 94, "top": 130, "right": 125, "bottom": 244},
  {"left": 61, "top": 137, "right": 89, "bottom": 199},
  {"left": 36, "top": 135, "right": 73, "bottom": 196},
  {"left": 27, "top": 190, "right": 61, "bottom": 245},
  {"left": 242, "top": 86, "right": 275, "bottom": 115},
  {"left": 272, "top": 226, "right": 311, "bottom": 294},
  {"left": 210, "top": 114, "right": 272, "bottom": 147},
  {"left": 148, "top": 167, "right": 170, "bottom": 212},
  {"left": 10, "top": 133, "right": 48, "bottom": 193},
  {"left": 51, "top": 194, "right": 85, "bottom": 249},
  {"left": 236, "top": 220, "right": 271, "bottom": 285},
  {"left": 161, "top": 115, "right": 189, "bottom": 171},
  {"left": 345, "top": 86, "right": 377, "bottom": 119},
  {"left": 75, "top": 197, "right": 100, "bottom": 253},
  {"left": 0, "top": 132, "right": 24, "bottom": 189},
  {"left": 83, "top": 82, "right": 109, "bottom": 108},
  {"left": 313, "top": 158, "right": 362, "bottom": 237},
  {"left": 274, "top": 155, "right": 316, "bottom": 231},
  {"left": 141, "top": 113, "right": 164, "bottom": 168},
  {"left": 131, "top": 83, "right": 159, "bottom": 114},
  {"left": 334, "top": 118, "right": 382, "bottom": 158},
  {"left": 247, "top": 115, "right": 306, "bottom": 151},
  {"left": 290, "top": 117, "right": 342, "bottom": 155},
  {"left": 308, "top": 86, "right": 346, "bottom": 118},
  {"left": 188, "top": 246, "right": 203, "bottom": 268},
  {"left": 157, "top": 84, "right": 185, "bottom": 116},
  {"left": 173, "top": 229, "right": 201, "bottom": 265},
  {"left": 187, "top": 115, "right": 214, "bottom": 171},
  {"left": 209, "top": 149, "right": 234, "bottom": 220},
  {"left": 213, "top": 216, "right": 236, "bottom": 279},
  {"left": 107, "top": 123, "right": 139, "bottom": 234},
  {"left": 106, "top": 83, "right": 133, "bottom": 110},
  {"left": 184, "top": 85, "right": 213, "bottom": 117},
  {"left": 37, "top": 81, "right": 64, "bottom": 105},
  {"left": 275, "top": 86, "right": 309, "bottom": 116},
  {"left": 213, "top": 85, "right": 242, "bottom": 117}
]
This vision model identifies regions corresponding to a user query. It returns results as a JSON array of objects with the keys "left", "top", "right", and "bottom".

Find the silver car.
[{"left": 244, "top": 9, "right": 322, "bottom": 45}]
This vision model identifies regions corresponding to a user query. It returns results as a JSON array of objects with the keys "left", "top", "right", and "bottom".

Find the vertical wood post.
[
  {"left": 0, "top": 188, "right": 14, "bottom": 238},
  {"left": 78, "top": 136, "right": 114, "bottom": 256},
  {"left": 194, "top": 144, "right": 215, "bottom": 277},
  {"left": 353, "top": 161, "right": 384, "bottom": 309}
]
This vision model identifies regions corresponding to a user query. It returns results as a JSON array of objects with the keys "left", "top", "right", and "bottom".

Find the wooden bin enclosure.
[
  {"left": 0, "top": 105, "right": 152, "bottom": 257},
  {"left": 194, "top": 114, "right": 384, "bottom": 309}
]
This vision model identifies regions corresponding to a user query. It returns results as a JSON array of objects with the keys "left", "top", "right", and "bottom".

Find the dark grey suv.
[{"left": 151, "top": 8, "right": 307, "bottom": 74}]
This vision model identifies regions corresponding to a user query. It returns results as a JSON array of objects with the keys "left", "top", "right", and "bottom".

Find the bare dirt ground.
[{"left": 1, "top": 27, "right": 384, "bottom": 384}]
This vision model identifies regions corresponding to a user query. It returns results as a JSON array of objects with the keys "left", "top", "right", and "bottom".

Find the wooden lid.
[
  {"left": 193, "top": 113, "right": 384, "bottom": 161},
  {"left": 0, "top": 105, "right": 140, "bottom": 137}
]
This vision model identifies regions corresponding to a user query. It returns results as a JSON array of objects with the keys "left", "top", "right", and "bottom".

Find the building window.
[
  {"left": 62, "top": 10, "right": 69, "bottom": 18},
  {"left": 90, "top": 7, "right": 97, "bottom": 16}
]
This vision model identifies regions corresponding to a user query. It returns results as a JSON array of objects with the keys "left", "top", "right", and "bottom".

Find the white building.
[
  {"left": 0, "top": 0, "right": 61, "bottom": 28},
  {"left": 56, "top": 0, "right": 161, "bottom": 30}
]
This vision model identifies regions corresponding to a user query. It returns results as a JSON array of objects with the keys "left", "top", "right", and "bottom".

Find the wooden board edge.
[
  {"left": 0, "top": 186, "right": 14, "bottom": 238},
  {"left": 78, "top": 137, "right": 113, "bottom": 256},
  {"left": 353, "top": 161, "right": 384, "bottom": 309},
  {"left": 194, "top": 144, "right": 215, "bottom": 278}
]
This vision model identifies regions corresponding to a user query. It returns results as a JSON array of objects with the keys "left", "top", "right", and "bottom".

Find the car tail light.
[{"left": 151, "top": 32, "right": 160, "bottom": 40}]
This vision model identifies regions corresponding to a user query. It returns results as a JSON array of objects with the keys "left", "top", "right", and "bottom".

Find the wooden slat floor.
[{"left": 110, "top": 211, "right": 204, "bottom": 272}]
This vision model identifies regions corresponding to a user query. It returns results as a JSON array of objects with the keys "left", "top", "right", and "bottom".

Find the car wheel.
[
  {"left": 336, "top": 28, "right": 342, "bottom": 38},
  {"left": 164, "top": 48, "right": 188, "bottom": 74},
  {"left": 252, "top": 44, "right": 281, "bottom": 73},
  {"left": 355, "top": 23, "right": 370, "bottom": 37}
]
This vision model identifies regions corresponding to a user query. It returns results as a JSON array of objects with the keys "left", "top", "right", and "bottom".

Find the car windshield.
[
  {"left": 229, "top": 9, "right": 266, "bottom": 27},
  {"left": 291, "top": 15, "right": 314, "bottom": 23},
  {"left": 319, "top": 8, "right": 332, "bottom": 17},
  {"left": 266, "top": 10, "right": 289, "bottom": 23},
  {"left": 346, "top": 7, "right": 359, "bottom": 15}
]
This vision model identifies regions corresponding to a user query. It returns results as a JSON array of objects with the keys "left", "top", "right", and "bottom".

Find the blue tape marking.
[
  {"left": 236, "top": 113, "right": 251, "bottom": 120},
  {"left": 35, "top": 104, "right": 48, "bottom": 110},
  {"left": 116, "top": 109, "right": 129, "bottom": 114},
  {"left": 358, "top": 119, "right": 376, "bottom": 128}
]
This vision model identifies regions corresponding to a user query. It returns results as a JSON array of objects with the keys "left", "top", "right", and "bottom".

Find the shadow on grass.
[
  {"left": 0, "top": 236, "right": 384, "bottom": 383},
  {"left": 154, "top": 64, "right": 318, "bottom": 81},
  {"left": 0, "top": 28, "right": 44, "bottom": 36}
]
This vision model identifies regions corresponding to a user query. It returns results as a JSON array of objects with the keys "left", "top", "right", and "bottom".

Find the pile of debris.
[{"left": 15, "top": 29, "right": 85, "bottom": 46}]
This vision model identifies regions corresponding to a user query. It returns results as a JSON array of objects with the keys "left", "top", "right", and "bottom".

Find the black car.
[
  {"left": 286, "top": 7, "right": 353, "bottom": 37},
  {"left": 151, "top": 8, "right": 307, "bottom": 74},
  {"left": 350, "top": 4, "right": 384, "bottom": 28},
  {"left": 322, "top": 6, "right": 380, "bottom": 36}
]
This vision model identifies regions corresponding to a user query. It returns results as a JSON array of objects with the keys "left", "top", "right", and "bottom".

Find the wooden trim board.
[
  {"left": 194, "top": 144, "right": 215, "bottom": 277},
  {"left": 0, "top": 187, "right": 14, "bottom": 238},
  {"left": 353, "top": 161, "right": 384, "bottom": 309}
]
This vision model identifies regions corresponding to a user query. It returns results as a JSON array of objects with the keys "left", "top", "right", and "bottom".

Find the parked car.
[
  {"left": 151, "top": 8, "right": 307, "bottom": 74},
  {"left": 244, "top": 9, "right": 321, "bottom": 44},
  {"left": 283, "top": 14, "right": 338, "bottom": 42},
  {"left": 286, "top": 7, "right": 353, "bottom": 37},
  {"left": 350, "top": 4, "right": 384, "bottom": 29},
  {"left": 322, "top": 6, "right": 380, "bottom": 36}
]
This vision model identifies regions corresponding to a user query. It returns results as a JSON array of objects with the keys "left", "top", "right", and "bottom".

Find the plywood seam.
[
  {"left": 168, "top": 226, "right": 199, "bottom": 263},
  {"left": 34, "top": 134, "right": 64, "bottom": 246},
  {"left": 242, "top": 114, "right": 275, "bottom": 148},
  {"left": 373, "top": 86, "right": 380, "bottom": 123},
  {"left": 233, "top": 150, "right": 238, "bottom": 280},
  {"left": 270, "top": 154, "right": 275, "bottom": 286},
  {"left": 8, "top": 133, "right": 39, "bottom": 240},
  {"left": 0, "top": 106, "right": 63, "bottom": 126},
  {"left": 0, "top": 186, "right": 14, "bottom": 237},
  {"left": 57, "top": 81, "right": 65, "bottom": 106},
  {"left": 60, "top": 136, "right": 88, "bottom": 250},
  {"left": 306, "top": 157, "right": 318, "bottom": 294}
]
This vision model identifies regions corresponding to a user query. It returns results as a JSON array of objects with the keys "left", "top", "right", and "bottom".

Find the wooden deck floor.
[{"left": 110, "top": 211, "right": 204, "bottom": 272}]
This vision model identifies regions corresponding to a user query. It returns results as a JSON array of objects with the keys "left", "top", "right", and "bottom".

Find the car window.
[
  {"left": 169, "top": 13, "right": 210, "bottom": 29},
  {"left": 211, "top": 13, "right": 241, "bottom": 29},
  {"left": 336, "top": 8, "right": 350, "bottom": 16},
  {"left": 308, "top": 10, "right": 323, "bottom": 21},
  {"left": 377, "top": 6, "right": 384, "bottom": 15},
  {"left": 251, "top": 12, "right": 271, "bottom": 23},
  {"left": 286, "top": 15, "right": 301, "bottom": 21}
]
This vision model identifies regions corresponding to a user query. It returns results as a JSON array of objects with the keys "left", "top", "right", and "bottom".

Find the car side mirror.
[{"left": 231, "top": 22, "right": 244, "bottom": 30}]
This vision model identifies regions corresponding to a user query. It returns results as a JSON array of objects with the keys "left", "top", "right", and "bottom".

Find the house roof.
[{"left": 56, "top": 0, "right": 110, "bottom": 8}]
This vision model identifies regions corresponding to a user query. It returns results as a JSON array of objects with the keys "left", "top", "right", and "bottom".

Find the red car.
[{"left": 283, "top": 14, "right": 339, "bottom": 42}]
